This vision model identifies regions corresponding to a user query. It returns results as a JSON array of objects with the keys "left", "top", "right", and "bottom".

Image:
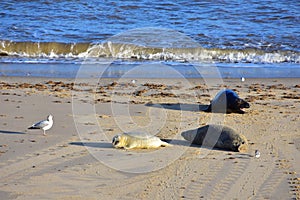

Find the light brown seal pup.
[
  {"left": 112, "top": 132, "right": 171, "bottom": 149},
  {"left": 181, "top": 124, "right": 248, "bottom": 152}
]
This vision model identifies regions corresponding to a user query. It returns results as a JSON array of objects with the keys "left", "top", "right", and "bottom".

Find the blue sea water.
[{"left": 0, "top": 0, "right": 299, "bottom": 78}]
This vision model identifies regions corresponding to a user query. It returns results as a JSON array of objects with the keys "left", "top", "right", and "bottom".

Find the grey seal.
[
  {"left": 204, "top": 89, "right": 250, "bottom": 114},
  {"left": 181, "top": 124, "right": 248, "bottom": 152}
]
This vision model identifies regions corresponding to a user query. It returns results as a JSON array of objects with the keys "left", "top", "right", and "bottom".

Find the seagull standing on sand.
[
  {"left": 255, "top": 150, "right": 260, "bottom": 158},
  {"left": 28, "top": 115, "right": 53, "bottom": 136}
]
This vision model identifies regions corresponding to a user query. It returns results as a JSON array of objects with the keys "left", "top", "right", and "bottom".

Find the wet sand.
[{"left": 0, "top": 76, "right": 299, "bottom": 199}]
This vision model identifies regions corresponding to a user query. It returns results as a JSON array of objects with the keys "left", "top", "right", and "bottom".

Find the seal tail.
[
  {"left": 160, "top": 140, "right": 172, "bottom": 147},
  {"left": 181, "top": 130, "right": 197, "bottom": 143},
  {"left": 161, "top": 142, "right": 172, "bottom": 147},
  {"left": 202, "top": 105, "right": 211, "bottom": 112}
]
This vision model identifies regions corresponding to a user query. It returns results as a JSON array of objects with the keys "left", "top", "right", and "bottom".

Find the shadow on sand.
[
  {"left": 163, "top": 139, "right": 251, "bottom": 158},
  {"left": 145, "top": 102, "right": 208, "bottom": 112},
  {"left": 0, "top": 130, "right": 26, "bottom": 134},
  {"left": 69, "top": 141, "right": 112, "bottom": 148},
  {"left": 145, "top": 102, "right": 249, "bottom": 114}
]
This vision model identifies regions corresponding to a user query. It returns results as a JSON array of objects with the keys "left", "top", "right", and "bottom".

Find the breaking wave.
[{"left": 1, "top": 40, "right": 299, "bottom": 64}]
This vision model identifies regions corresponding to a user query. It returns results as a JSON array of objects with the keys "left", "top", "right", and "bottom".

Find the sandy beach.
[{"left": 0, "top": 76, "right": 299, "bottom": 199}]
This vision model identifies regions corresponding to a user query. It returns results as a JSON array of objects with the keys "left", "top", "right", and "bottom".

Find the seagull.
[
  {"left": 28, "top": 115, "right": 53, "bottom": 136},
  {"left": 255, "top": 150, "right": 260, "bottom": 158},
  {"left": 241, "top": 77, "right": 245, "bottom": 82}
]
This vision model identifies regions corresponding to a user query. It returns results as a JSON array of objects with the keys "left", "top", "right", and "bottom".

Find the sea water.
[{"left": 0, "top": 0, "right": 299, "bottom": 78}]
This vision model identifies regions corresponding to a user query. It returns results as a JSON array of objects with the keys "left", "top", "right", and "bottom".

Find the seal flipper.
[
  {"left": 160, "top": 141, "right": 172, "bottom": 147},
  {"left": 237, "top": 109, "right": 245, "bottom": 114},
  {"left": 203, "top": 104, "right": 211, "bottom": 112},
  {"left": 124, "top": 144, "right": 135, "bottom": 149}
]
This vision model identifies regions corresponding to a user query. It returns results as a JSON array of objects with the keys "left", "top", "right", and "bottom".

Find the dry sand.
[{"left": 0, "top": 76, "right": 299, "bottom": 199}]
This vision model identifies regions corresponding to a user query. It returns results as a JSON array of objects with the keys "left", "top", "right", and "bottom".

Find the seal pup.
[
  {"left": 204, "top": 89, "right": 250, "bottom": 114},
  {"left": 112, "top": 132, "right": 171, "bottom": 149},
  {"left": 28, "top": 114, "right": 53, "bottom": 135},
  {"left": 181, "top": 124, "right": 248, "bottom": 152}
]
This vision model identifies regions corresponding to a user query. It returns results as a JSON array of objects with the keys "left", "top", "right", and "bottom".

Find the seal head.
[{"left": 112, "top": 134, "right": 121, "bottom": 147}]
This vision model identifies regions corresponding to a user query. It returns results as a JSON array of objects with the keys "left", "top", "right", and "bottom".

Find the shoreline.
[
  {"left": 0, "top": 76, "right": 299, "bottom": 199},
  {"left": 1, "top": 75, "right": 300, "bottom": 82},
  {"left": 1, "top": 61, "right": 300, "bottom": 79}
]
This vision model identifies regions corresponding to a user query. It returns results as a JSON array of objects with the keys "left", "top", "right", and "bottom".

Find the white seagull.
[
  {"left": 28, "top": 115, "right": 53, "bottom": 136},
  {"left": 255, "top": 150, "right": 260, "bottom": 158}
]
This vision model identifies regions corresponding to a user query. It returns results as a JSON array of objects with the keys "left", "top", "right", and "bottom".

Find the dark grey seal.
[
  {"left": 204, "top": 89, "right": 250, "bottom": 114},
  {"left": 181, "top": 124, "right": 248, "bottom": 152}
]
